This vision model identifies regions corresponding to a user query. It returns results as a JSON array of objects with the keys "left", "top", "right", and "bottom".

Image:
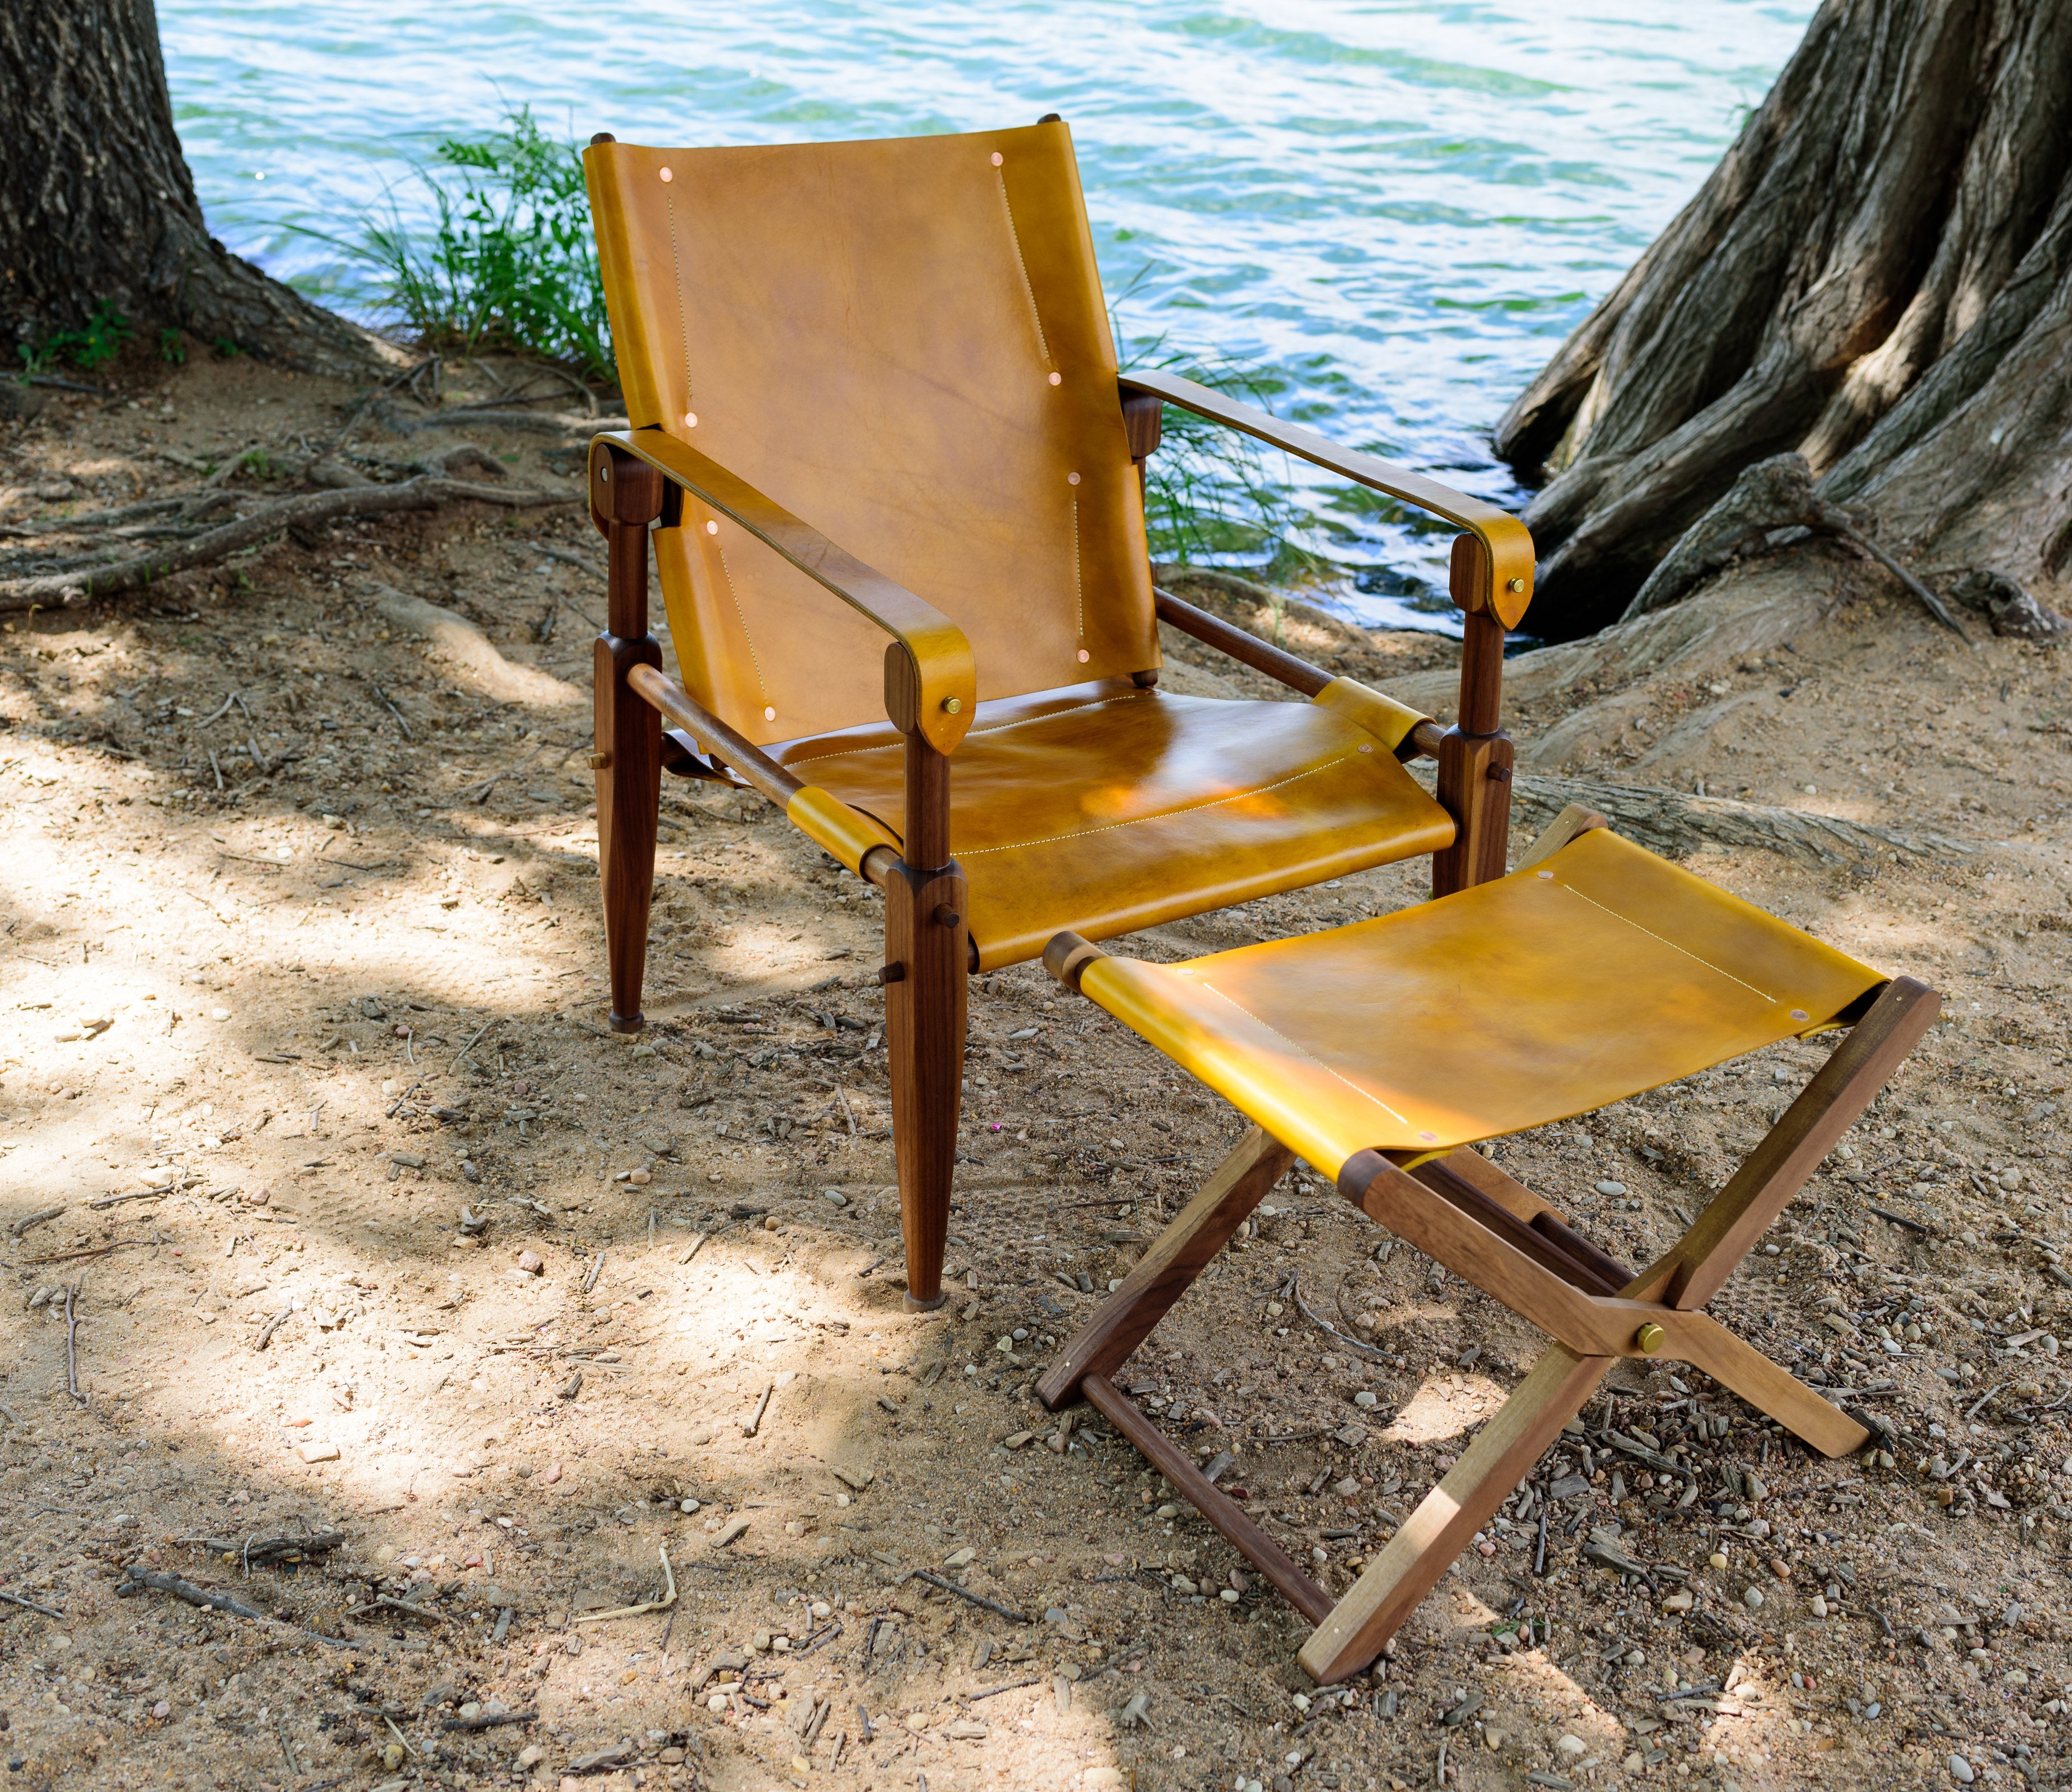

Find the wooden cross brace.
[{"left": 1036, "top": 974, "right": 1937, "bottom": 1684}]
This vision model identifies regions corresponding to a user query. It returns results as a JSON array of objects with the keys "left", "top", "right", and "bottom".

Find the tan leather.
[
  {"left": 786, "top": 786, "right": 902, "bottom": 875},
  {"left": 770, "top": 680, "right": 1454, "bottom": 969},
  {"left": 586, "top": 124, "right": 1158, "bottom": 751},
  {"left": 1311, "top": 676, "right": 1428, "bottom": 753},
  {"left": 1074, "top": 827, "right": 1885, "bottom": 1176},
  {"left": 603, "top": 428, "right": 978, "bottom": 756}
]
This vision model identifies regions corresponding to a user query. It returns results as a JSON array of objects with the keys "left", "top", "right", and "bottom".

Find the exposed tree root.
[
  {"left": 0, "top": 472, "right": 576, "bottom": 612},
  {"left": 1509, "top": 772, "right": 1976, "bottom": 866}
]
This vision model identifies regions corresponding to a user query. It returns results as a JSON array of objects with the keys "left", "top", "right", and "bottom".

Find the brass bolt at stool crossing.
[{"left": 1634, "top": 1322, "right": 1665, "bottom": 1355}]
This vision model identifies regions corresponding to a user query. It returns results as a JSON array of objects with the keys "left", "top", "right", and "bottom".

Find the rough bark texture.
[
  {"left": 1496, "top": 0, "right": 2072, "bottom": 639},
  {"left": 0, "top": 0, "right": 404, "bottom": 377}
]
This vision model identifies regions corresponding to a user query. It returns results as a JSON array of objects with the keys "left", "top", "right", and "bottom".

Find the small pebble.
[
  {"left": 1594, "top": 1180, "right": 1626, "bottom": 1197},
  {"left": 1949, "top": 1754, "right": 1976, "bottom": 1784},
  {"left": 1556, "top": 1734, "right": 1586, "bottom": 1759},
  {"left": 1353, "top": 1391, "right": 1379, "bottom": 1409},
  {"left": 516, "top": 1250, "right": 544, "bottom": 1275},
  {"left": 629, "top": 1168, "right": 651, "bottom": 1186},
  {"left": 1743, "top": 1586, "right": 1765, "bottom": 1611}
]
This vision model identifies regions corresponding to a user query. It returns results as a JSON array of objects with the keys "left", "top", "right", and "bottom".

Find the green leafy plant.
[
  {"left": 159, "top": 328, "right": 187, "bottom": 365},
  {"left": 19, "top": 303, "right": 135, "bottom": 377},
  {"left": 313, "top": 106, "right": 611, "bottom": 382}
]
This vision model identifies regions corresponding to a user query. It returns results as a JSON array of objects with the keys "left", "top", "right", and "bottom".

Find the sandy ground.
[{"left": 1, "top": 346, "right": 2070, "bottom": 1792}]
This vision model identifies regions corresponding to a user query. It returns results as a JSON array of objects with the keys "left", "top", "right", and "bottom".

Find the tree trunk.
[
  {"left": 1495, "top": 0, "right": 2072, "bottom": 639},
  {"left": 0, "top": 0, "right": 404, "bottom": 379}
]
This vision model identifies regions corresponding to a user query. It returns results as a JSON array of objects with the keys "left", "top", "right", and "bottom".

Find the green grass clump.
[{"left": 316, "top": 106, "right": 612, "bottom": 382}]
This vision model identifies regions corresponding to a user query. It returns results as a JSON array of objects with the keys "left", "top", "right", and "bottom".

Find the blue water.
[{"left": 160, "top": 0, "right": 1811, "bottom": 628}]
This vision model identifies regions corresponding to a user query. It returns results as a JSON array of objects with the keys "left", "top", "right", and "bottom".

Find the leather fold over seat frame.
[{"left": 1036, "top": 817, "right": 1938, "bottom": 1684}]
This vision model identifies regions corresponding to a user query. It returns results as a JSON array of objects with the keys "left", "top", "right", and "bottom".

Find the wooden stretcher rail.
[
  {"left": 625, "top": 664, "right": 805, "bottom": 809},
  {"left": 1080, "top": 1373, "right": 1335, "bottom": 1626}
]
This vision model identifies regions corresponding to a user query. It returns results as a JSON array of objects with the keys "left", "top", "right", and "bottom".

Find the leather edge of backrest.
[{"left": 583, "top": 141, "right": 666, "bottom": 430}]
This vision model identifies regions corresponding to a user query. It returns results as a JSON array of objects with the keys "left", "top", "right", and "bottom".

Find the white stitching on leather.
[
  {"left": 958, "top": 756, "right": 1350, "bottom": 857},
  {"left": 667, "top": 195, "right": 694, "bottom": 407},
  {"left": 714, "top": 543, "right": 769, "bottom": 705},
  {"left": 1190, "top": 977, "right": 1411, "bottom": 1128},
  {"left": 1553, "top": 878, "right": 1777, "bottom": 1004},
  {"left": 1072, "top": 494, "right": 1083, "bottom": 639},
  {"left": 997, "top": 170, "right": 1051, "bottom": 366}
]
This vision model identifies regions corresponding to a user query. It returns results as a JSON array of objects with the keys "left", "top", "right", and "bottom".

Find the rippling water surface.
[{"left": 160, "top": 0, "right": 1811, "bottom": 626}]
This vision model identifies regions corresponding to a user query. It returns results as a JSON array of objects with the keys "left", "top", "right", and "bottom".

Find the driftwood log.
[{"left": 1495, "top": 0, "right": 2072, "bottom": 637}]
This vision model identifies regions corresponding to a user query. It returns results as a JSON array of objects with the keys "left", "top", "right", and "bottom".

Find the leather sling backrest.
[{"left": 585, "top": 123, "right": 1159, "bottom": 749}]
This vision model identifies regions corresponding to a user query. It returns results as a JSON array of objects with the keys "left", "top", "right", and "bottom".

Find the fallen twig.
[
  {"left": 964, "top": 1676, "right": 1041, "bottom": 1702},
  {"left": 440, "top": 1709, "right": 537, "bottom": 1733},
  {"left": 20, "top": 1236, "right": 163, "bottom": 1266},
  {"left": 0, "top": 1589, "right": 66, "bottom": 1618},
  {"left": 8, "top": 1206, "right": 63, "bottom": 1239},
  {"left": 742, "top": 1382, "right": 773, "bottom": 1437},
  {"left": 1869, "top": 1204, "right": 1935, "bottom": 1237},
  {"left": 1288, "top": 1274, "right": 1391, "bottom": 1363},
  {"left": 116, "top": 1565, "right": 359, "bottom": 1648},
  {"left": 573, "top": 1544, "right": 676, "bottom": 1624},
  {"left": 0, "top": 473, "right": 577, "bottom": 612},
  {"left": 371, "top": 1594, "right": 450, "bottom": 1626},
  {"left": 175, "top": 1528, "right": 346, "bottom": 1565},
  {"left": 907, "top": 1570, "right": 1032, "bottom": 1624},
  {"left": 63, "top": 1275, "right": 83, "bottom": 1402},
  {"left": 255, "top": 1306, "right": 295, "bottom": 1351}
]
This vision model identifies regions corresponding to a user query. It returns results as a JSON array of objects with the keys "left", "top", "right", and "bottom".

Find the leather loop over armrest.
[
  {"left": 594, "top": 427, "right": 978, "bottom": 755},
  {"left": 1121, "top": 370, "right": 1536, "bottom": 629},
  {"left": 1311, "top": 676, "right": 1430, "bottom": 755}
]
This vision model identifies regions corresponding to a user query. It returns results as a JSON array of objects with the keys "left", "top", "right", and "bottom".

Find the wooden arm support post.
[
  {"left": 590, "top": 443, "right": 667, "bottom": 1033},
  {"left": 1432, "top": 534, "right": 1513, "bottom": 895},
  {"left": 880, "top": 643, "right": 967, "bottom": 1312}
]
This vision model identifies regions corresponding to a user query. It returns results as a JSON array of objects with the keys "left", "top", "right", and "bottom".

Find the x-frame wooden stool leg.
[{"left": 1038, "top": 975, "right": 1938, "bottom": 1684}]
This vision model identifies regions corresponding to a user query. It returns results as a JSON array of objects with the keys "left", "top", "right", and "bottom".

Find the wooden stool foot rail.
[{"left": 1037, "top": 958, "right": 1939, "bottom": 1684}]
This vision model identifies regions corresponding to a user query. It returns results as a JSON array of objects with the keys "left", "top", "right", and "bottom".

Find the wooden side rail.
[
  {"left": 626, "top": 664, "right": 804, "bottom": 810},
  {"left": 1081, "top": 1373, "right": 1335, "bottom": 1626}
]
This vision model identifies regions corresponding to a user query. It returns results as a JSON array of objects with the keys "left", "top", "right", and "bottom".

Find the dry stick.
[
  {"left": 118, "top": 1566, "right": 360, "bottom": 1648},
  {"left": 8, "top": 1206, "right": 62, "bottom": 1239},
  {"left": 90, "top": 1186, "right": 172, "bottom": 1209},
  {"left": 440, "top": 1709, "right": 537, "bottom": 1733},
  {"left": 367, "top": 682, "right": 414, "bottom": 741},
  {"left": 1828, "top": 518, "right": 1974, "bottom": 643},
  {"left": 965, "top": 1677, "right": 1042, "bottom": 1702},
  {"left": 582, "top": 1252, "right": 605, "bottom": 1295},
  {"left": 573, "top": 1546, "right": 676, "bottom": 1625},
  {"left": 255, "top": 1306, "right": 294, "bottom": 1351},
  {"left": 63, "top": 1275, "right": 83, "bottom": 1403},
  {"left": 0, "top": 1589, "right": 66, "bottom": 1619},
  {"left": 1289, "top": 1273, "right": 1391, "bottom": 1364},
  {"left": 906, "top": 1571, "right": 1032, "bottom": 1625},
  {"left": 453, "top": 1018, "right": 498, "bottom": 1069},
  {"left": 21, "top": 1236, "right": 162, "bottom": 1267},
  {"left": 0, "top": 473, "right": 575, "bottom": 612},
  {"left": 370, "top": 1594, "right": 450, "bottom": 1626}
]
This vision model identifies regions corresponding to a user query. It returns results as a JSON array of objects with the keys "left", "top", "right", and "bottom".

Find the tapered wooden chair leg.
[
  {"left": 1298, "top": 1344, "right": 1613, "bottom": 1684},
  {"left": 595, "top": 634, "right": 662, "bottom": 1033},
  {"left": 883, "top": 861, "right": 967, "bottom": 1310}
]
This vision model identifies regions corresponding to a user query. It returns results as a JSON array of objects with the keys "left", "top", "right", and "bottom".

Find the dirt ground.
[{"left": 1, "top": 345, "right": 2069, "bottom": 1792}]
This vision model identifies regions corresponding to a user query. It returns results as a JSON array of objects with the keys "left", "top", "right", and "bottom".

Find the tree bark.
[
  {"left": 1495, "top": 0, "right": 2072, "bottom": 639},
  {"left": 0, "top": 0, "right": 405, "bottom": 378}
]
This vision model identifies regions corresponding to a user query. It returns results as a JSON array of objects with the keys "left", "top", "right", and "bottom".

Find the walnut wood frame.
[
  {"left": 1037, "top": 925, "right": 1939, "bottom": 1684},
  {"left": 584, "top": 369, "right": 1535, "bottom": 1307}
]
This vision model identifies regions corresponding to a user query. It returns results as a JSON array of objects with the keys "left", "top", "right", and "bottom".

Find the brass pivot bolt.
[
  {"left": 941, "top": 696, "right": 963, "bottom": 714},
  {"left": 1634, "top": 1322, "right": 1665, "bottom": 1355},
  {"left": 588, "top": 751, "right": 610, "bottom": 770},
  {"left": 1505, "top": 577, "right": 1525, "bottom": 593}
]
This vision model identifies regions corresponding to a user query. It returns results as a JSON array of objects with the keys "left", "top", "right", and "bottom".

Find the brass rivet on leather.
[
  {"left": 1635, "top": 1323, "right": 1665, "bottom": 1355},
  {"left": 659, "top": 166, "right": 674, "bottom": 183},
  {"left": 1067, "top": 471, "right": 1080, "bottom": 485},
  {"left": 990, "top": 152, "right": 1004, "bottom": 167},
  {"left": 1506, "top": 577, "right": 1525, "bottom": 593},
  {"left": 1048, "top": 372, "right": 1062, "bottom": 386},
  {"left": 764, "top": 706, "right": 777, "bottom": 722},
  {"left": 1076, "top": 648, "right": 1091, "bottom": 663},
  {"left": 941, "top": 696, "right": 962, "bottom": 714},
  {"left": 684, "top": 412, "right": 698, "bottom": 428},
  {"left": 705, "top": 520, "right": 719, "bottom": 535},
  {"left": 1790, "top": 1008, "right": 1808, "bottom": 1021}
]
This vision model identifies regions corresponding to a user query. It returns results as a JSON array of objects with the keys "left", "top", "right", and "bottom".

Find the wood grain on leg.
[
  {"left": 593, "top": 444, "right": 665, "bottom": 1035},
  {"left": 1298, "top": 1344, "right": 1613, "bottom": 1684},
  {"left": 1671, "top": 1309, "right": 1869, "bottom": 1457},
  {"left": 883, "top": 859, "right": 965, "bottom": 1311},
  {"left": 1037, "top": 1125, "right": 1293, "bottom": 1409},
  {"left": 1635, "top": 976, "right": 1939, "bottom": 1310}
]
